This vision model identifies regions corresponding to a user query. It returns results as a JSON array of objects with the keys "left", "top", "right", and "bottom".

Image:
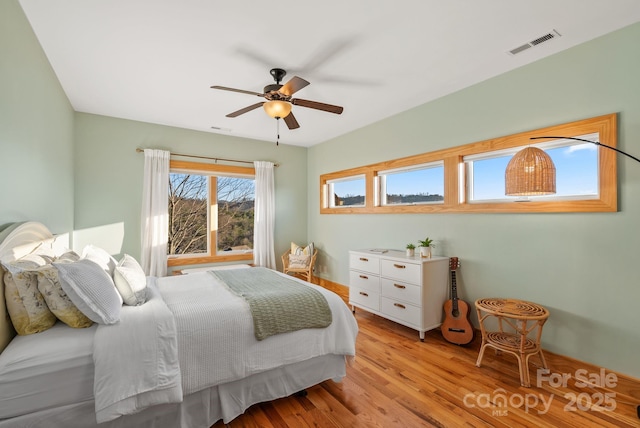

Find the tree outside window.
[{"left": 167, "top": 162, "right": 255, "bottom": 265}]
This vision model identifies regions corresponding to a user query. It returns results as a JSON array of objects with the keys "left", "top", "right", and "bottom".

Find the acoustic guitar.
[{"left": 441, "top": 257, "right": 474, "bottom": 345}]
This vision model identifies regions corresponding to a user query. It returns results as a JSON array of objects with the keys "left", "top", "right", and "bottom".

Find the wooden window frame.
[
  {"left": 319, "top": 114, "right": 617, "bottom": 214},
  {"left": 167, "top": 160, "right": 255, "bottom": 267},
  {"left": 324, "top": 173, "right": 368, "bottom": 209},
  {"left": 378, "top": 160, "right": 445, "bottom": 207}
]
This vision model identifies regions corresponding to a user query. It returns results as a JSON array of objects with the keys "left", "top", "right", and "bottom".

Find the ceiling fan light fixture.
[{"left": 263, "top": 100, "right": 292, "bottom": 119}]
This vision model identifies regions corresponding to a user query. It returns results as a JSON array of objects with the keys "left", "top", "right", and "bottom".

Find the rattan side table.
[{"left": 475, "top": 298, "right": 549, "bottom": 387}]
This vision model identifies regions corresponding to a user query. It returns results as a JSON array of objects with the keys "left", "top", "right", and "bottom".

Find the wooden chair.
[{"left": 281, "top": 249, "right": 317, "bottom": 283}]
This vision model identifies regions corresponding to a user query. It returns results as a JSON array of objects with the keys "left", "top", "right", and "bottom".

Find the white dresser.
[{"left": 349, "top": 249, "right": 449, "bottom": 340}]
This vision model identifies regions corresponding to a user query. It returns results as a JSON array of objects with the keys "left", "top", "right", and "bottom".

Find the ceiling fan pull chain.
[{"left": 276, "top": 118, "right": 280, "bottom": 146}]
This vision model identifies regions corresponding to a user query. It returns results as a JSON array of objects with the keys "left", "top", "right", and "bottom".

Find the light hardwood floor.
[{"left": 214, "top": 283, "right": 640, "bottom": 427}]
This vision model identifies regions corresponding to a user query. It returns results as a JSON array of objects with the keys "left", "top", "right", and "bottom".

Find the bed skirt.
[{"left": 0, "top": 354, "right": 347, "bottom": 428}]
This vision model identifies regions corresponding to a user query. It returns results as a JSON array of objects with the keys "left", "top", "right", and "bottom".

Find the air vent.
[{"left": 508, "top": 30, "right": 561, "bottom": 56}]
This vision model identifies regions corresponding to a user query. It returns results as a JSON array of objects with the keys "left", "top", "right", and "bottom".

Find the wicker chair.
[{"left": 281, "top": 249, "right": 318, "bottom": 283}]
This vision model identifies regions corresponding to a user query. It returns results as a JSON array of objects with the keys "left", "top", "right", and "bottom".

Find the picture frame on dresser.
[{"left": 348, "top": 249, "right": 449, "bottom": 341}]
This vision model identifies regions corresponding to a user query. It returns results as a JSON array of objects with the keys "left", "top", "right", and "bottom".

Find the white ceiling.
[{"left": 19, "top": 0, "right": 640, "bottom": 147}]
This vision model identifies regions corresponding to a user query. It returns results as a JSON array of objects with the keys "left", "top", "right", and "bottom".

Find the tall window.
[
  {"left": 167, "top": 161, "right": 255, "bottom": 266},
  {"left": 168, "top": 173, "right": 208, "bottom": 254}
]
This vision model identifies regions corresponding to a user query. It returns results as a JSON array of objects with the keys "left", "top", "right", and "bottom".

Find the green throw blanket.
[{"left": 209, "top": 267, "right": 332, "bottom": 340}]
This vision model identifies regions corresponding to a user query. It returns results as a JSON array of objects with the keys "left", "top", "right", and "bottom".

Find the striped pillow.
[{"left": 53, "top": 259, "right": 122, "bottom": 324}]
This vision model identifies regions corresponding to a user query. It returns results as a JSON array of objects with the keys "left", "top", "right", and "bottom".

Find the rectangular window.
[
  {"left": 465, "top": 134, "right": 599, "bottom": 202},
  {"left": 379, "top": 162, "right": 444, "bottom": 206},
  {"left": 216, "top": 176, "right": 255, "bottom": 252},
  {"left": 326, "top": 175, "right": 366, "bottom": 208},
  {"left": 319, "top": 113, "right": 617, "bottom": 214},
  {"left": 168, "top": 161, "right": 255, "bottom": 266},
  {"left": 168, "top": 173, "right": 209, "bottom": 255}
]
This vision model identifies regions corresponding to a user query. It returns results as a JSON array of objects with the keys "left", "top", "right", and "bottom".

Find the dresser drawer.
[
  {"left": 380, "top": 278, "right": 421, "bottom": 303},
  {"left": 380, "top": 259, "right": 421, "bottom": 284},
  {"left": 349, "top": 270, "right": 380, "bottom": 293},
  {"left": 381, "top": 297, "right": 421, "bottom": 326},
  {"left": 349, "top": 253, "right": 380, "bottom": 275},
  {"left": 350, "top": 287, "right": 380, "bottom": 311}
]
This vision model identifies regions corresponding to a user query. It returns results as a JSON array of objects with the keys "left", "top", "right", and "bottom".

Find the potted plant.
[
  {"left": 417, "top": 237, "right": 435, "bottom": 258},
  {"left": 405, "top": 243, "right": 416, "bottom": 257}
]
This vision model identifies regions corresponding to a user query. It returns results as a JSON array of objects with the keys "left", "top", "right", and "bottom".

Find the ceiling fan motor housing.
[{"left": 264, "top": 84, "right": 285, "bottom": 100}]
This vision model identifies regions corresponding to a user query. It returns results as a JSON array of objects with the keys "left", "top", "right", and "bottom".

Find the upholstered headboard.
[{"left": 0, "top": 222, "right": 55, "bottom": 353}]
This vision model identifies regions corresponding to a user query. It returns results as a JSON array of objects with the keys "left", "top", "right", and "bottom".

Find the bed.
[{"left": 0, "top": 222, "right": 358, "bottom": 428}]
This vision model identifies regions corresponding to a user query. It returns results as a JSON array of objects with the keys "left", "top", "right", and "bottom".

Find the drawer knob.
[
  {"left": 359, "top": 257, "right": 369, "bottom": 262},
  {"left": 393, "top": 264, "right": 406, "bottom": 269},
  {"left": 394, "top": 303, "right": 406, "bottom": 309},
  {"left": 393, "top": 284, "right": 406, "bottom": 289},
  {"left": 359, "top": 275, "right": 368, "bottom": 279},
  {"left": 359, "top": 292, "right": 369, "bottom": 297}
]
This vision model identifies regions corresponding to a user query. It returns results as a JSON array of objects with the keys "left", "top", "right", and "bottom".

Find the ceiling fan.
[{"left": 211, "top": 68, "right": 344, "bottom": 130}]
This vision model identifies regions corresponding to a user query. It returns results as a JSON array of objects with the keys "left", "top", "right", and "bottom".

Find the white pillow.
[
  {"left": 53, "top": 259, "right": 122, "bottom": 325},
  {"left": 113, "top": 254, "right": 148, "bottom": 306},
  {"left": 82, "top": 244, "right": 118, "bottom": 277}
]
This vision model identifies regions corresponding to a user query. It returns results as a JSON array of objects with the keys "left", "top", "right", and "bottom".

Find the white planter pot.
[
  {"left": 419, "top": 246, "right": 432, "bottom": 258},
  {"left": 406, "top": 248, "right": 415, "bottom": 257}
]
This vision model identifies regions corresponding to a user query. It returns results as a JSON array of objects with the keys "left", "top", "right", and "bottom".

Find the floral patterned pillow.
[
  {"left": 2, "top": 255, "right": 57, "bottom": 335},
  {"left": 37, "top": 255, "right": 93, "bottom": 329}
]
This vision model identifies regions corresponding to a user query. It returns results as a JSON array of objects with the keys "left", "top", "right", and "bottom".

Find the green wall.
[
  {"left": 3, "top": 0, "right": 639, "bottom": 379},
  {"left": 308, "top": 23, "right": 640, "bottom": 378},
  {"left": 73, "top": 113, "right": 309, "bottom": 268},
  {"left": 0, "top": 0, "right": 74, "bottom": 234}
]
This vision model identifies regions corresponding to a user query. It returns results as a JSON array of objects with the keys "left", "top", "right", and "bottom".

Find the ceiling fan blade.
[
  {"left": 283, "top": 112, "right": 300, "bottom": 130},
  {"left": 211, "top": 85, "right": 264, "bottom": 97},
  {"left": 299, "top": 38, "right": 355, "bottom": 73},
  {"left": 226, "top": 102, "right": 264, "bottom": 118},
  {"left": 278, "top": 76, "right": 310, "bottom": 97},
  {"left": 292, "top": 98, "right": 344, "bottom": 115}
]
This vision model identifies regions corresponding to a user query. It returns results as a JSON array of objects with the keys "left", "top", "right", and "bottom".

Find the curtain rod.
[{"left": 135, "top": 148, "right": 279, "bottom": 167}]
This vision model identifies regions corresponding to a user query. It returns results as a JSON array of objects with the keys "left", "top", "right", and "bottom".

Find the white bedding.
[
  {"left": 93, "top": 278, "right": 182, "bottom": 423},
  {"left": 160, "top": 270, "right": 357, "bottom": 393},
  {"left": 0, "top": 222, "right": 358, "bottom": 427},
  {"left": 0, "top": 353, "right": 346, "bottom": 428},
  {"left": 92, "top": 270, "right": 358, "bottom": 423},
  {"left": 0, "top": 322, "right": 96, "bottom": 419}
]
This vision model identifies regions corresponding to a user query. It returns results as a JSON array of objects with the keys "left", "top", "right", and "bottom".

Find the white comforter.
[
  {"left": 93, "top": 278, "right": 182, "bottom": 423},
  {"left": 93, "top": 269, "right": 358, "bottom": 423}
]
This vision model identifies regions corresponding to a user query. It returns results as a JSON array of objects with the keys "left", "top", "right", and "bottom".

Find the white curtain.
[
  {"left": 253, "top": 161, "right": 276, "bottom": 269},
  {"left": 141, "top": 149, "right": 170, "bottom": 276}
]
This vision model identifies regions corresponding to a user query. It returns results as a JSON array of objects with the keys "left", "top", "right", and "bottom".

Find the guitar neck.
[{"left": 451, "top": 270, "right": 459, "bottom": 310}]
